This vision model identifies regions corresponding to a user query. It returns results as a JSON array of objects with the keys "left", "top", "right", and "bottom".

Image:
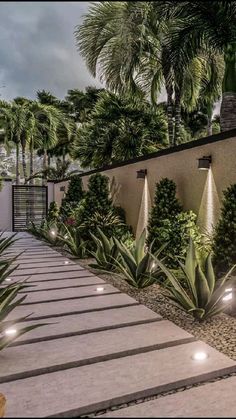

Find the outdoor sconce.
[
  {"left": 198, "top": 156, "right": 212, "bottom": 170},
  {"left": 60, "top": 186, "right": 65, "bottom": 192},
  {"left": 136, "top": 169, "right": 147, "bottom": 179}
]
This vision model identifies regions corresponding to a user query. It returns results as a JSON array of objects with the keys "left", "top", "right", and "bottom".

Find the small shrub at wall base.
[
  {"left": 155, "top": 237, "right": 236, "bottom": 322},
  {"left": 74, "top": 173, "right": 133, "bottom": 248},
  {"left": 47, "top": 201, "right": 60, "bottom": 223},
  {"left": 59, "top": 175, "right": 84, "bottom": 220},
  {"left": 213, "top": 184, "right": 236, "bottom": 273},
  {"left": 147, "top": 178, "right": 201, "bottom": 267}
]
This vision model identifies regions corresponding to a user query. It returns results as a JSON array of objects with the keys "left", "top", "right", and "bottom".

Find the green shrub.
[
  {"left": 0, "top": 245, "right": 47, "bottom": 350},
  {"left": 89, "top": 228, "right": 120, "bottom": 272},
  {"left": 58, "top": 225, "right": 87, "bottom": 258},
  {"left": 114, "top": 229, "right": 165, "bottom": 289},
  {"left": 147, "top": 178, "right": 200, "bottom": 267},
  {"left": 59, "top": 175, "right": 84, "bottom": 220},
  {"left": 155, "top": 238, "right": 236, "bottom": 322},
  {"left": 47, "top": 201, "right": 59, "bottom": 223},
  {"left": 213, "top": 184, "right": 236, "bottom": 272},
  {"left": 76, "top": 173, "right": 132, "bottom": 246}
]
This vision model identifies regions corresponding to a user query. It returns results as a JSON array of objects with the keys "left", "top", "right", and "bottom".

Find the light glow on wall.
[
  {"left": 136, "top": 176, "right": 151, "bottom": 238},
  {"left": 197, "top": 168, "right": 220, "bottom": 235}
]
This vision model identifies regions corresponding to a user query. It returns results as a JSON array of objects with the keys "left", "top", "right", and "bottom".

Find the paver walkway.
[{"left": 0, "top": 232, "right": 236, "bottom": 417}]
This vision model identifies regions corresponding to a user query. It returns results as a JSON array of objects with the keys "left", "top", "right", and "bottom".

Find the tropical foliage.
[
  {"left": 89, "top": 227, "right": 119, "bottom": 272},
  {"left": 155, "top": 238, "right": 236, "bottom": 321},
  {"left": 0, "top": 235, "right": 46, "bottom": 350},
  {"left": 72, "top": 91, "right": 168, "bottom": 168},
  {"left": 76, "top": 1, "right": 225, "bottom": 146},
  {"left": 147, "top": 178, "right": 201, "bottom": 266},
  {"left": 213, "top": 184, "right": 236, "bottom": 273},
  {"left": 113, "top": 229, "right": 164, "bottom": 289}
]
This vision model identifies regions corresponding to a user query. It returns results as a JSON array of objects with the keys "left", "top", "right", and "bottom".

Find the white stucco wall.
[{"left": 0, "top": 180, "right": 12, "bottom": 231}]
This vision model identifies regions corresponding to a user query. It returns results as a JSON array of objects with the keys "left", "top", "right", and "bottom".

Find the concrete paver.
[
  {"left": 2, "top": 232, "right": 236, "bottom": 418},
  {"left": 101, "top": 376, "right": 236, "bottom": 417},
  {"left": 1, "top": 341, "right": 235, "bottom": 418}
]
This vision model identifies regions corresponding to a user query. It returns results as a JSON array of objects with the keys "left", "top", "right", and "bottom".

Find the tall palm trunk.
[
  {"left": 207, "top": 105, "right": 213, "bottom": 136},
  {"left": 29, "top": 138, "right": 34, "bottom": 185},
  {"left": 220, "top": 42, "right": 236, "bottom": 132},
  {"left": 62, "top": 146, "right": 66, "bottom": 163},
  {"left": 21, "top": 144, "right": 27, "bottom": 183},
  {"left": 15, "top": 140, "right": 20, "bottom": 185},
  {"left": 174, "top": 89, "right": 182, "bottom": 146},
  {"left": 174, "top": 75, "right": 184, "bottom": 145},
  {"left": 167, "top": 88, "right": 174, "bottom": 147},
  {"left": 42, "top": 149, "right": 48, "bottom": 186}
]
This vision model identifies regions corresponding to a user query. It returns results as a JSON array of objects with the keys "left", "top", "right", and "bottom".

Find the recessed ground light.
[
  {"left": 5, "top": 328, "right": 17, "bottom": 336},
  {"left": 192, "top": 351, "right": 209, "bottom": 361},
  {"left": 5, "top": 278, "right": 12, "bottom": 282},
  {"left": 96, "top": 286, "right": 104, "bottom": 292},
  {"left": 223, "top": 292, "right": 233, "bottom": 302},
  {"left": 50, "top": 230, "right": 56, "bottom": 236},
  {"left": 225, "top": 287, "right": 233, "bottom": 292},
  {"left": 64, "top": 235, "right": 68, "bottom": 239},
  {"left": 64, "top": 261, "right": 69, "bottom": 265}
]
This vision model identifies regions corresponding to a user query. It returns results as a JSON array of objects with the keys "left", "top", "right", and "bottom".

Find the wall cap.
[{"left": 54, "top": 128, "right": 236, "bottom": 183}]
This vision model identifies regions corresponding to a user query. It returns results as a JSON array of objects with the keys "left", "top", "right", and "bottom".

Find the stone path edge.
[
  {"left": 9, "top": 317, "right": 164, "bottom": 347},
  {"left": 0, "top": 337, "right": 197, "bottom": 384},
  {"left": 46, "top": 365, "right": 236, "bottom": 418}
]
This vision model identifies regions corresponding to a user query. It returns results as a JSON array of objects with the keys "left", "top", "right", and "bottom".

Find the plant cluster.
[
  {"left": 156, "top": 238, "right": 236, "bottom": 322},
  {"left": 0, "top": 233, "right": 46, "bottom": 351},
  {"left": 147, "top": 178, "right": 201, "bottom": 267},
  {"left": 213, "top": 184, "right": 236, "bottom": 273}
]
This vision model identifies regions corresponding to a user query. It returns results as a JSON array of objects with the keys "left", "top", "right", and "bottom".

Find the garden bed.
[{"left": 75, "top": 257, "right": 236, "bottom": 361}]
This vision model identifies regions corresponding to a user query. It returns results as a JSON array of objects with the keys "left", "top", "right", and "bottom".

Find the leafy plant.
[
  {"left": 0, "top": 232, "right": 18, "bottom": 255},
  {"left": 147, "top": 178, "right": 200, "bottom": 267},
  {"left": 59, "top": 175, "right": 84, "bottom": 220},
  {"left": 213, "top": 184, "right": 236, "bottom": 273},
  {"left": 155, "top": 238, "right": 236, "bottom": 322},
  {"left": 114, "top": 229, "right": 164, "bottom": 289},
  {"left": 46, "top": 201, "right": 59, "bottom": 223},
  {"left": 89, "top": 228, "right": 120, "bottom": 271},
  {"left": 0, "top": 251, "right": 47, "bottom": 350},
  {"left": 58, "top": 225, "right": 87, "bottom": 258}
]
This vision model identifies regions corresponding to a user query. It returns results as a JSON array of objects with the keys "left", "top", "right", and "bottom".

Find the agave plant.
[
  {"left": 0, "top": 255, "right": 47, "bottom": 350},
  {"left": 155, "top": 238, "right": 236, "bottom": 321},
  {"left": 58, "top": 225, "right": 87, "bottom": 258},
  {"left": 28, "top": 221, "right": 42, "bottom": 239},
  {"left": 0, "top": 232, "right": 18, "bottom": 256},
  {"left": 89, "top": 227, "right": 120, "bottom": 272},
  {"left": 114, "top": 229, "right": 165, "bottom": 289}
]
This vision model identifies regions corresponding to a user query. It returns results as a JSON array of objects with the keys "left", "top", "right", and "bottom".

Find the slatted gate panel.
[{"left": 12, "top": 186, "right": 48, "bottom": 232}]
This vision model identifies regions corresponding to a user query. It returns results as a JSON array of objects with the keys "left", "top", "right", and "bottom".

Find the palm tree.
[
  {"left": 162, "top": 1, "right": 236, "bottom": 132},
  {"left": 0, "top": 101, "right": 26, "bottom": 184},
  {"left": 72, "top": 91, "right": 168, "bottom": 168},
  {"left": 75, "top": 1, "right": 222, "bottom": 146}
]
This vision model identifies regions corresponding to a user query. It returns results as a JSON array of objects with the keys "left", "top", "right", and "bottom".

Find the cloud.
[{"left": 0, "top": 1, "right": 103, "bottom": 101}]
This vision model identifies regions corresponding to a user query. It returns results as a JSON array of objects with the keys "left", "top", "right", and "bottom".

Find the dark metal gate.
[{"left": 12, "top": 185, "right": 48, "bottom": 231}]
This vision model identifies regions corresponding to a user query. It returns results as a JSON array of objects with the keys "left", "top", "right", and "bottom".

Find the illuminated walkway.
[{"left": 0, "top": 233, "right": 236, "bottom": 417}]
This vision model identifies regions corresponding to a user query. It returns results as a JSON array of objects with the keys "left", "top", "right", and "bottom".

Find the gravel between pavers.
[
  {"left": 51, "top": 248, "right": 236, "bottom": 417},
  {"left": 77, "top": 258, "right": 236, "bottom": 362}
]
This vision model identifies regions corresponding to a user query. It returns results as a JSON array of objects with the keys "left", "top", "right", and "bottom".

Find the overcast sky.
[
  {"left": 0, "top": 1, "right": 220, "bottom": 113},
  {"left": 0, "top": 1, "right": 103, "bottom": 101}
]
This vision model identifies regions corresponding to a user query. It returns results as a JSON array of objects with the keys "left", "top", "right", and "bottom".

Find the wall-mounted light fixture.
[
  {"left": 136, "top": 169, "right": 147, "bottom": 179},
  {"left": 60, "top": 186, "right": 65, "bottom": 192},
  {"left": 198, "top": 156, "right": 212, "bottom": 170}
]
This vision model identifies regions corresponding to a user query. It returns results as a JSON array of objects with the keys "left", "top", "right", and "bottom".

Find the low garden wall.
[{"left": 54, "top": 129, "right": 236, "bottom": 236}]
